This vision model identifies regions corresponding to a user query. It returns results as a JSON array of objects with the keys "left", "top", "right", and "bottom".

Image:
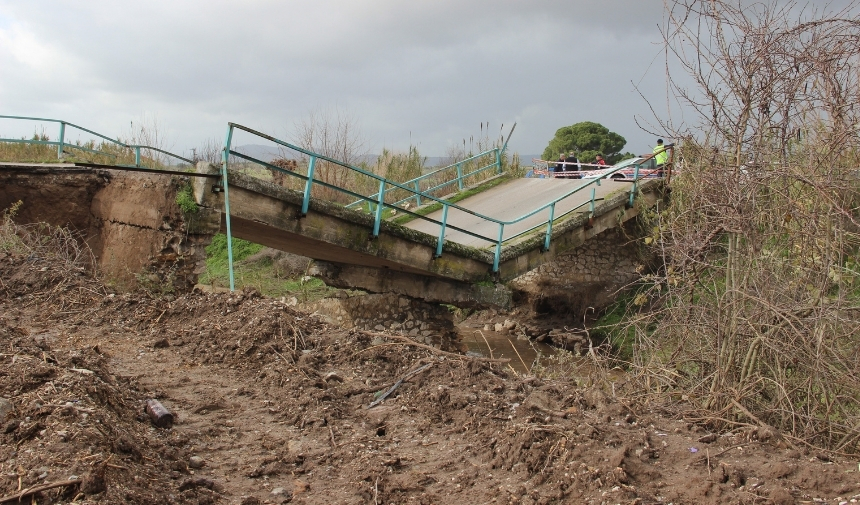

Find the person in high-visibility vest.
[{"left": 654, "top": 139, "right": 669, "bottom": 166}]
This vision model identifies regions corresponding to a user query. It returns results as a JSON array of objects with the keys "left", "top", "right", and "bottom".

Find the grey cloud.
[{"left": 0, "top": 0, "right": 673, "bottom": 156}]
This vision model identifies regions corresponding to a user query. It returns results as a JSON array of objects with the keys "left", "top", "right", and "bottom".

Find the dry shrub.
[
  {"left": 1, "top": 201, "right": 96, "bottom": 272},
  {"left": 633, "top": 0, "right": 860, "bottom": 452}
]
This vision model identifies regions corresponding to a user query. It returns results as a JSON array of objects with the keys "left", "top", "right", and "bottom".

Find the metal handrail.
[
  {"left": 344, "top": 147, "right": 503, "bottom": 210},
  {"left": 0, "top": 115, "right": 193, "bottom": 166}
]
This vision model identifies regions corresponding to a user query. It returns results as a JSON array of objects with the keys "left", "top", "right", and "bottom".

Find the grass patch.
[
  {"left": 174, "top": 183, "right": 198, "bottom": 214},
  {"left": 0, "top": 133, "right": 173, "bottom": 169},
  {"left": 588, "top": 290, "right": 647, "bottom": 364},
  {"left": 198, "top": 233, "right": 335, "bottom": 302}
]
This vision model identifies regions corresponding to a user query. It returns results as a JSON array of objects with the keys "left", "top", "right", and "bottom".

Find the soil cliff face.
[
  {"left": 0, "top": 168, "right": 109, "bottom": 232},
  {"left": 1, "top": 167, "right": 218, "bottom": 291},
  {"left": 87, "top": 171, "right": 218, "bottom": 291}
]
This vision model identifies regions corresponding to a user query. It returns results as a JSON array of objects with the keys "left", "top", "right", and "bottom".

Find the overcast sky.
[{"left": 0, "top": 1, "right": 674, "bottom": 159}]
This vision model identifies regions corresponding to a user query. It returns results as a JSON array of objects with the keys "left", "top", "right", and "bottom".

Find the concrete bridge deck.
[{"left": 405, "top": 177, "right": 633, "bottom": 249}]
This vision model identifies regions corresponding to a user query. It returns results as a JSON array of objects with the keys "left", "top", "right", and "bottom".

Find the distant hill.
[{"left": 232, "top": 144, "right": 285, "bottom": 162}]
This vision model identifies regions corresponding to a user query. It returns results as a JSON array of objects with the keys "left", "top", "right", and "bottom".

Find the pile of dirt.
[{"left": 2, "top": 251, "right": 860, "bottom": 504}]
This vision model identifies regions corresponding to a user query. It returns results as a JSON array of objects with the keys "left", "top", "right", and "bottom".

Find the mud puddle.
[{"left": 457, "top": 325, "right": 558, "bottom": 373}]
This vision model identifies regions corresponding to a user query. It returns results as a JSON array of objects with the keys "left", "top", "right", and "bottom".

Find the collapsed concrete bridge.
[{"left": 1, "top": 160, "right": 663, "bottom": 313}]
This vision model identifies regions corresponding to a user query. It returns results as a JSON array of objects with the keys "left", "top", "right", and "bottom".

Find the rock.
[
  {"left": 3, "top": 420, "right": 18, "bottom": 434},
  {"left": 293, "top": 479, "right": 310, "bottom": 495},
  {"left": 0, "top": 398, "right": 12, "bottom": 421},
  {"left": 179, "top": 477, "right": 224, "bottom": 493},
  {"left": 189, "top": 456, "right": 206, "bottom": 469},
  {"left": 271, "top": 487, "right": 286, "bottom": 495},
  {"left": 768, "top": 487, "right": 794, "bottom": 505},
  {"left": 324, "top": 371, "right": 344, "bottom": 382},
  {"left": 494, "top": 323, "right": 504, "bottom": 332},
  {"left": 152, "top": 338, "right": 170, "bottom": 349},
  {"left": 81, "top": 464, "right": 107, "bottom": 495}
]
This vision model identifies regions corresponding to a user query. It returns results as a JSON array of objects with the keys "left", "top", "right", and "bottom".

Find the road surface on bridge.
[{"left": 404, "top": 177, "right": 633, "bottom": 249}]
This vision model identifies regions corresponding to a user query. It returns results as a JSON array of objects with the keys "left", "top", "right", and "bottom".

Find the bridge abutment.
[
  {"left": 0, "top": 164, "right": 217, "bottom": 291},
  {"left": 509, "top": 223, "right": 653, "bottom": 319}
]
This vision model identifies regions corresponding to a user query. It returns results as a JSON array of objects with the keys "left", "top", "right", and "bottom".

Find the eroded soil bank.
[{"left": 1, "top": 252, "right": 859, "bottom": 505}]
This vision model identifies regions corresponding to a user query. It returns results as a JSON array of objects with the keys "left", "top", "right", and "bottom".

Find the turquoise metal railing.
[
  {"left": 218, "top": 122, "right": 651, "bottom": 290},
  {"left": 344, "top": 147, "right": 504, "bottom": 211},
  {"left": 0, "top": 115, "right": 193, "bottom": 167}
]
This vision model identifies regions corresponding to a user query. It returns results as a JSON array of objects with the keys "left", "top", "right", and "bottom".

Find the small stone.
[
  {"left": 0, "top": 398, "right": 12, "bottom": 421},
  {"left": 189, "top": 456, "right": 206, "bottom": 469},
  {"left": 324, "top": 371, "right": 343, "bottom": 383},
  {"left": 271, "top": 487, "right": 285, "bottom": 495},
  {"left": 768, "top": 488, "right": 794, "bottom": 505},
  {"left": 152, "top": 338, "right": 170, "bottom": 349},
  {"left": 293, "top": 479, "right": 310, "bottom": 495}
]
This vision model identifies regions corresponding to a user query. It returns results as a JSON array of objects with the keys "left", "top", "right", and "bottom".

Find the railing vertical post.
[
  {"left": 435, "top": 204, "right": 449, "bottom": 257},
  {"left": 302, "top": 156, "right": 317, "bottom": 216},
  {"left": 373, "top": 179, "right": 385, "bottom": 237},
  {"left": 493, "top": 223, "right": 504, "bottom": 273},
  {"left": 495, "top": 148, "right": 502, "bottom": 174},
  {"left": 629, "top": 164, "right": 640, "bottom": 208},
  {"left": 413, "top": 181, "right": 421, "bottom": 207},
  {"left": 221, "top": 125, "right": 236, "bottom": 292},
  {"left": 589, "top": 188, "right": 596, "bottom": 217},
  {"left": 57, "top": 122, "right": 65, "bottom": 159},
  {"left": 456, "top": 163, "right": 464, "bottom": 191},
  {"left": 543, "top": 203, "right": 556, "bottom": 252},
  {"left": 135, "top": 146, "right": 141, "bottom": 167}
]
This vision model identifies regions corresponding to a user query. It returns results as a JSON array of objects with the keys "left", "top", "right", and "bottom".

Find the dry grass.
[
  {"left": 621, "top": 0, "right": 860, "bottom": 453},
  {"left": 1, "top": 201, "right": 96, "bottom": 272}
]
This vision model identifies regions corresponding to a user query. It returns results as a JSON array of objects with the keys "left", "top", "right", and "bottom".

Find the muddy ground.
[{"left": 1, "top": 252, "right": 859, "bottom": 505}]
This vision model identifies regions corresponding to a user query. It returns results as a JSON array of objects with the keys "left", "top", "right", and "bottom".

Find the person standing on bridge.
[
  {"left": 595, "top": 154, "right": 606, "bottom": 166},
  {"left": 653, "top": 139, "right": 669, "bottom": 167},
  {"left": 559, "top": 152, "right": 580, "bottom": 178},
  {"left": 554, "top": 153, "right": 567, "bottom": 177}
]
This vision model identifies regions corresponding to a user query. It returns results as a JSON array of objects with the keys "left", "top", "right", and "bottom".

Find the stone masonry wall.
[
  {"left": 302, "top": 293, "right": 457, "bottom": 350},
  {"left": 508, "top": 223, "right": 649, "bottom": 318}
]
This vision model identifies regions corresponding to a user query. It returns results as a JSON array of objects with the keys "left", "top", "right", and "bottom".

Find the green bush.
[{"left": 175, "top": 184, "right": 198, "bottom": 214}]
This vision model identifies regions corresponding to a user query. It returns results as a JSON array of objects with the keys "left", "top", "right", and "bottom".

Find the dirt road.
[{"left": 1, "top": 252, "right": 858, "bottom": 504}]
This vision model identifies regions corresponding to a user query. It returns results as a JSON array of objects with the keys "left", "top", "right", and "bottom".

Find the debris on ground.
[{"left": 1, "top": 252, "right": 858, "bottom": 504}]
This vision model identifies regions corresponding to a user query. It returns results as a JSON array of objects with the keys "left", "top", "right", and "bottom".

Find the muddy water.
[{"left": 457, "top": 324, "right": 559, "bottom": 374}]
